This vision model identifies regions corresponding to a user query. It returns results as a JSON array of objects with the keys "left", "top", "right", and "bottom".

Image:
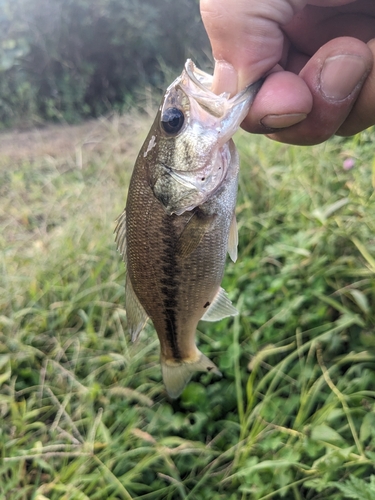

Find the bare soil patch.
[
  {"left": 0, "top": 110, "right": 153, "bottom": 162},
  {"left": 0, "top": 120, "right": 109, "bottom": 162}
]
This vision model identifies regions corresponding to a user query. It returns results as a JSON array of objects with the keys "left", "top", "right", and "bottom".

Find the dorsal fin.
[{"left": 114, "top": 210, "right": 127, "bottom": 261}]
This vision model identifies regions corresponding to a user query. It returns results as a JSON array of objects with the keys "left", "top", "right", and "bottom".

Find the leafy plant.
[{"left": 332, "top": 475, "right": 375, "bottom": 500}]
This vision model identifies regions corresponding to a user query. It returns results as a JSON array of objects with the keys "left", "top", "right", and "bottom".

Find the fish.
[{"left": 115, "top": 59, "right": 261, "bottom": 398}]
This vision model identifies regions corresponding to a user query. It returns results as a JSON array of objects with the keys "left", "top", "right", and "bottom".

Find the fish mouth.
[
  {"left": 176, "top": 59, "right": 263, "bottom": 126},
  {"left": 161, "top": 161, "right": 226, "bottom": 198},
  {"left": 184, "top": 58, "right": 263, "bottom": 102},
  {"left": 184, "top": 59, "right": 214, "bottom": 94}
]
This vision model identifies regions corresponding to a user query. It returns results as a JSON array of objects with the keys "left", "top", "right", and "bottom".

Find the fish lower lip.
[
  {"left": 169, "top": 171, "right": 200, "bottom": 191},
  {"left": 161, "top": 164, "right": 203, "bottom": 192}
]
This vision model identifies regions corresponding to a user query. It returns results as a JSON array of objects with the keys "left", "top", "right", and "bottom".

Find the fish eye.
[{"left": 161, "top": 107, "right": 184, "bottom": 135}]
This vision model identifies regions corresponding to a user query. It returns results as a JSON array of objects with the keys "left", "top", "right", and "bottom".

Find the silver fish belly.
[{"left": 115, "top": 60, "right": 261, "bottom": 398}]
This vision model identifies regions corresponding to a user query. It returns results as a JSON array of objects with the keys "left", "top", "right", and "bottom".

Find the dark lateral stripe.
[{"left": 160, "top": 216, "right": 181, "bottom": 360}]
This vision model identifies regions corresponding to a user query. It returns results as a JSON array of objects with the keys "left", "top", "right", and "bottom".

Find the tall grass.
[{"left": 0, "top": 115, "right": 374, "bottom": 499}]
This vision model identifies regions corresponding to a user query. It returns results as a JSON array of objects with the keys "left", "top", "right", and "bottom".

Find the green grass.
[{"left": 1, "top": 114, "right": 375, "bottom": 499}]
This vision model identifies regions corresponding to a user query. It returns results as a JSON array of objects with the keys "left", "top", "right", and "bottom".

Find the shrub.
[{"left": 0, "top": 0, "right": 209, "bottom": 126}]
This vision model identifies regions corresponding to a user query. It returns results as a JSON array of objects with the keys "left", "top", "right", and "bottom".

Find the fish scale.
[{"left": 115, "top": 60, "right": 261, "bottom": 398}]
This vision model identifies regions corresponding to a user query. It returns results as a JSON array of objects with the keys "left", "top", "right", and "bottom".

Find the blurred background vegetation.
[{"left": 0, "top": 0, "right": 210, "bottom": 127}]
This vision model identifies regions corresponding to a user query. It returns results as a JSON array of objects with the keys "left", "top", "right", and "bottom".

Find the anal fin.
[
  {"left": 201, "top": 287, "right": 238, "bottom": 322},
  {"left": 125, "top": 275, "right": 149, "bottom": 342}
]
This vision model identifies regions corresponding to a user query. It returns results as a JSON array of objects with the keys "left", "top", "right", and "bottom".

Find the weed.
[{"left": 0, "top": 118, "right": 374, "bottom": 499}]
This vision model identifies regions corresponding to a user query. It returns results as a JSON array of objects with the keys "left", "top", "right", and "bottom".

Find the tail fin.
[{"left": 161, "top": 351, "right": 222, "bottom": 399}]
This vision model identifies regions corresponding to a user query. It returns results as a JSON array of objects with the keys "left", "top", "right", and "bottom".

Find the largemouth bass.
[{"left": 115, "top": 60, "right": 260, "bottom": 398}]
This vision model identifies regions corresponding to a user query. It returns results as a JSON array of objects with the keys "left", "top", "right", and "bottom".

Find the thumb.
[{"left": 200, "top": 0, "right": 308, "bottom": 93}]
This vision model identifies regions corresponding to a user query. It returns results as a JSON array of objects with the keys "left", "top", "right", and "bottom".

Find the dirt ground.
[
  {"left": 0, "top": 117, "right": 136, "bottom": 162},
  {"left": 0, "top": 120, "right": 104, "bottom": 159}
]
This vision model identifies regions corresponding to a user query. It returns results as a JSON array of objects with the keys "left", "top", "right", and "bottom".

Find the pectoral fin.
[
  {"left": 228, "top": 213, "right": 238, "bottom": 263},
  {"left": 114, "top": 210, "right": 127, "bottom": 261},
  {"left": 176, "top": 211, "right": 215, "bottom": 258},
  {"left": 201, "top": 287, "right": 238, "bottom": 322},
  {"left": 125, "top": 275, "right": 149, "bottom": 342}
]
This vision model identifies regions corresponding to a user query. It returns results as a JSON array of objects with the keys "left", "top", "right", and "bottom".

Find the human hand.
[{"left": 200, "top": 0, "right": 375, "bottom": 145}]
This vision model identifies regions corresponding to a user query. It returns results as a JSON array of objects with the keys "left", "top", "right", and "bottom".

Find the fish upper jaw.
[
  {"left": 179, "top": 60, "right": 262, "bottom": 143},
  {"left": 214, "top": 80, "right": 263, "bottom": 144}
]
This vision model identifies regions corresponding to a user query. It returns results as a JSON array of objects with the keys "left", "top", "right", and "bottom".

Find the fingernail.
[
  {"left": 212, "top": 60, "right": 238, "bottom": 96},
  {"left": 320, "top": 55, "right": 367, "bottom": 100},
  {"left": 260, "top": 113, "right": 307, "bottom": 129}
]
